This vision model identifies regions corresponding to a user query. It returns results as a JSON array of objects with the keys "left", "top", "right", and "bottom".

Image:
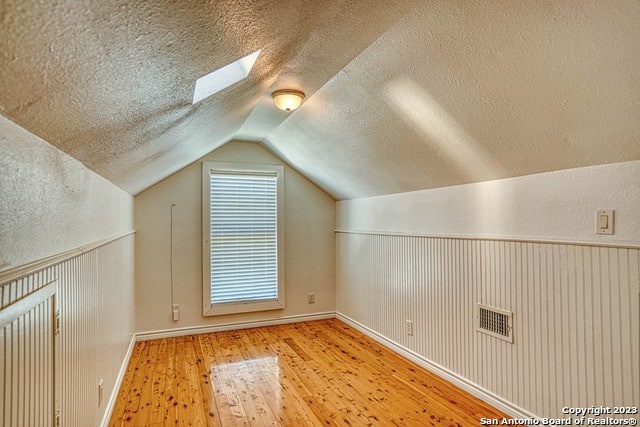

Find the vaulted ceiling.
[{"left": 1, "top": 0, "right": 639, "bottom": 199}]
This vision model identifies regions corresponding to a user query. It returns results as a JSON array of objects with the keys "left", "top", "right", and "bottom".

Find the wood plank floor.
[{"left": 110, "top": 319, "right": 507, "bottom": 426}]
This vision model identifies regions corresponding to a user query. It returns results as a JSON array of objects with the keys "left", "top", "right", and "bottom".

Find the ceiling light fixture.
[{"left": 272, "top": 89, "right": 305, "bottom": 111}]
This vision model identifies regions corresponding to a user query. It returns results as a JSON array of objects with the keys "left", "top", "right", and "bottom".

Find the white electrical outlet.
[
  {"left": 172, "top": 304, "right": 180, "bottom": 321},
  {"left": 405, "top": 319, "right": 413, "bottom": 336},
  {"left": 307, "top": 293, "right": 315, "bottom": 304}
]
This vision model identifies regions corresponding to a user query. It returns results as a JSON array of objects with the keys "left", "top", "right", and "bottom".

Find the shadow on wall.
[
  {"left": 383, "top": 78, "right": 504, "bottom": 181},
  {"left": 383, "top": 77, "right": 512, "bottom": 233}
]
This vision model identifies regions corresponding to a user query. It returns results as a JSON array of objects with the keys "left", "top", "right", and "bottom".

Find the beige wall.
[
  {"left": 0, "top": 115, "right": 136, "bottom": 425},
  {"left": 135, "top": 141, "right": 336, "bottom": 334},
  {"left": 336, "top": 161, "right": 640, "bottom": 418},
  {"left": 338, "top": 161, "right": 640, "bottom": 244},
  {"left": 0, "top": 115, "right": 134, "bottom": 271}
]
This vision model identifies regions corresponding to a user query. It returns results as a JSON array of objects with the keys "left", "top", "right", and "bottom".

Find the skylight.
[{"left": 192, "top": 49, "right": 261, "bottom": 104}]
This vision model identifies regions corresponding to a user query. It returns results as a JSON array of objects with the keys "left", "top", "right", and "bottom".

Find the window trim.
[{"left": 202, "top": 161, "right": 285, "bottom": 316}]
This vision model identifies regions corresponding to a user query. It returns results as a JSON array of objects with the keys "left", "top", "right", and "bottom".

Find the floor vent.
[{"left": 476, "top": 303, "right": 513, "bottom": 343}]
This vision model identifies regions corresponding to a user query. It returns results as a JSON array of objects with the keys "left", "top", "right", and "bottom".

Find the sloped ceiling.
[{"left": 1, "top": 0, "right": 639, "bottom": 200}]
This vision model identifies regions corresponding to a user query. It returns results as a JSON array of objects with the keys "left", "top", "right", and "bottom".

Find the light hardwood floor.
[{"left": 110, "top": 319, "right": 507, "bottom": 426}]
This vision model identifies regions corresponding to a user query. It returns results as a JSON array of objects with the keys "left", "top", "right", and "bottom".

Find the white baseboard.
[
  {"left": 135, "top": 311, "right": 336, "bottom": 341},
  {"left": 100, "top": 333, "right": 137, "bottom": 427},
  {"left": 335, "top": 312, "right": 538, "bottom": 421}
]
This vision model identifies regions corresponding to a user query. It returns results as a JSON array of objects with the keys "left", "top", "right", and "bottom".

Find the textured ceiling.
[{"left": 1, "top": 0, "right": 639, "bottom": 199}]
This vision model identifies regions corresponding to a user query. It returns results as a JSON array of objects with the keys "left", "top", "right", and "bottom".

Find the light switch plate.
[{"left": 596, "top": 209, "right": 614, "bottom": 235}]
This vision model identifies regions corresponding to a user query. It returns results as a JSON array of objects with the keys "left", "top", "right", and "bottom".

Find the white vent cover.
[{"left": 476, "top": 303, "right": 513, "bottom": 343}]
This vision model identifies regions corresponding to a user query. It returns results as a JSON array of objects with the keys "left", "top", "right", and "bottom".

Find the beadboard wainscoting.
[
  {"left": 0, "top": 233, "right": 135, "bottom": 427},
  {"left": 336, "top": 231, "right": 640, "bottom": 419}
]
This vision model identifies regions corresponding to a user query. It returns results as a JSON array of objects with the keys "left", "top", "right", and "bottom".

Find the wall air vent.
[{"left": 476, "top": 303, "right": 513, "bottom": 343}]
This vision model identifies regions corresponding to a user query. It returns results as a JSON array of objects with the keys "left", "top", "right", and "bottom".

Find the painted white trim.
[
  {"left": 334, "top": 229, "right": 640, "bottom": 249},
  {"left": 135, "top": 311, "right": 336, "bottom": 341},
  {"left": 202, "top": 162, "right": 285, "bottom": 317},
  {"left": 0, "top": 280, "right": 57, "bottom": 328},
  {"left": 335, "top": 312, "right": 539, "bottom": 421},
  {"left": 0, "top": 231, "right": 136, "bottom": 286},
  {"left": 100, "top": 334, "right": 137, "bottom": 427}
]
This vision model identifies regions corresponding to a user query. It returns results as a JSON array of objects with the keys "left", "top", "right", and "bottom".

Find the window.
[{"left": 202, "top": 162, "right": 284, "bottom": 316}]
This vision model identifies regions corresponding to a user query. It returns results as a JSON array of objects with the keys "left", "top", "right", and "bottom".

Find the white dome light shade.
[{"left": 272, "top": 89, "right": 305, "bottom": 111}]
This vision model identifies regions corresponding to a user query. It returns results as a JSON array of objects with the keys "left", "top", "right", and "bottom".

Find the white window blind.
[{"left": 209, "top": 171, "right": 279, "bottom": 305}]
